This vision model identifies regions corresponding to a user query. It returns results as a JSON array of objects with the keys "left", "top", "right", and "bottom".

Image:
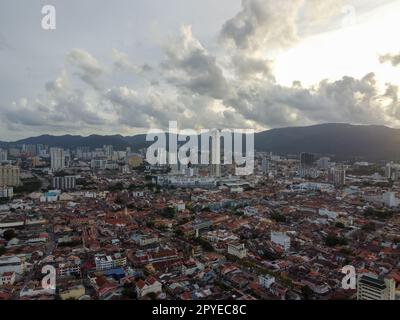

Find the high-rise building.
[
  {"left": 103, "top": 145, "right": 114, "bottom": 157},
  {"left": 0, "top": 149, "right": 8, "bottom": 162},
  {"left": 0, "top": 165, "right": 20, "bottom": 187},
  {"left": 385, "top": 162, "right": 400, "bottom": 180},
  {"left": 382, "top": 191, "right": 399, "bottom": 207},
  {"left": 328, "top": 166, "right": 346, "bottom": 187},
  {"left": 52, "top": 176, "right": 76, "bottom": 191},
  {"left": 317, "top": 157, "right": 331, "bottom": 170},
  {"left": 91, "top": 159, "right": 107, "bottom": 170},
  {"left": 32, "top": 156, "right": 44, "bottom": 168},
  {"left": 299, "top": 153, "right": 316, "bottom": 178},
  {"left": 37, "top": 144, "right": 48, "bottom": 157},
  {"left": 300, "top": 153, "right": 315, "bottom": 168},
  {"left": 385, "top": 162, "right": 393, "bottom": 179},
  {"left": 210, "top": 130, "right": 221, "bottom": 178},
  {"left": 357, "top": 274, "right": 395, "bottom": 300},
  {"left": 22, "top": 144, "right": 37, "bottom": 156},
  {"left": 0, "top": 186, "right": 13, "bottom": 199},
  {"left": 261, "top": 156, "right": 269, "bottom": 175},
  {"left": 50, "top": 148, "right": 65, "bottom": 172}
]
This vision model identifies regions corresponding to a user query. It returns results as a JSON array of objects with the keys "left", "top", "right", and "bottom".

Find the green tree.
[
  {"left": 335, "top": 222, "right": 345, "bottom": 229},
  {"left": 114, "top": 196, "right": 126, "bottom": 205},
  {"left": 109, "top": 182, "right": 124, "bottom": 192},
  {"left": 14, "top": 177, "right": 42, "bottom": 194},
  {"left": 3, "top": 229, "right": 16, "bottom": 241},
  {"left": 122, "top": 283, "right": 137, "bottom": 299},
  {"left": 325, "top": 235, "right": 347, "bottom": 247},
  {"left": 174, "top": 229, "right": 184, "bottom": 237},
  {"left": 162, "top": 207, "right": 176, "bottom": 219},
  {"left": 362, "top": 222, "right": 376, "bottom": 232},
  {"left": 147, "top": 292, "right": 157, "bottom": 300},
  {"left": 301, "top": 285, "right": 313, "bottom": 299},
  {"left": 271, "top": 211, "right": 286, "bottom": 223}
]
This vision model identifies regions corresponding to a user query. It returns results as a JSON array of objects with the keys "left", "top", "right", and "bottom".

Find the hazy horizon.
[{"left": 0, "top": 122, "right": 397, "bottom": 143}]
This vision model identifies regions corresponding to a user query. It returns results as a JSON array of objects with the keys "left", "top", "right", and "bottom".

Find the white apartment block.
[
  {"left": 136, "top": 277, "right": 162, "bottom": 298},
  {"left": 227, "top": 242, "right": 247, "bottom": 259},
  {"left": 94, "top": 253, "right": 127, "bottom": 271},
  {"left": 0, "top": 271, "right": 16, "bottom": 285},
  {"left": 357, "top": 274, "right": 396, "bottom": 300},
  {"left": 50, "top": 148, "right": 66, "bottom": 171},
  {"left": 259, "top": 274, "right": 275, "bottom": 289}
]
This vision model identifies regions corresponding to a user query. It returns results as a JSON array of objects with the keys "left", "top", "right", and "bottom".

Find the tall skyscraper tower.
[
  {"left": 328, "top": 165, "right": 346, "bottom": 187},
  {"left": 211, "top": 130, "right": 221, "bottom": 177},
  {"left": 0, "top": 149, "right": 7, "bottom": 162},
  {"left": 261, "top": 156, "right": 269, "bottom": 175},
  {"left": 300, "top": 153, "right": 315, "bottom": 168},
  {"left": 103, "top": 145, "right": 114, "bottom": 157},
  {"left": 0, "top": 165, "right": 20, "bottom": 187},
  {"left": 50, "top": 148, "right": 66, "bottom": 172}
]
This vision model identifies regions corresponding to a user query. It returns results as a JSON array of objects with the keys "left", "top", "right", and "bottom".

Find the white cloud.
[
  {"left": 67, "top": 49, "right": 105, "bottom": 90},
  {"left": 1, "top": 0, "right": 400, "bottom": 139}
]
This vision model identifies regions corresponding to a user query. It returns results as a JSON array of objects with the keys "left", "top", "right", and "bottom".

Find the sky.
[{"left": 0, "top": 0, "right": 399, "bottom": 141}]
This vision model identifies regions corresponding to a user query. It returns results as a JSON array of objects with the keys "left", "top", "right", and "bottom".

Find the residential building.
[
  {"left": 261, "top": 156, "right": 269, "bottom": 175},
  {"left": 357, "top": 274, "right": 396, "bottom": 300},
  {"left": 52, "top": 176, "right": 76, "bottom": 191},
  {"left": 0, "top": 165, "right": 20, "bottom": 187},
  {"left": 328, "top": 166, "right": 346, "bottom": 187},
  {"left": 259, "top": 274, "right": 275, "bottom": 289},
  {"left": 300, "top": 153, "right": 315, "bottom": 168},
  {"left": 0, "top": 187, "right": 13, "bottom": 199},
  {"left": 94, "top": 253, "right": 127, "bottom": 271},
  {"left": 91, "top": 159, "right": 107, "bottom": 170},
  {"left": 0, "top": 272, "right": 16, "bottom": 285},
  {"left": 50, "top": 148, "right": 66, "bottom": 172},
  {"left": 317, "top": 157, "right": 331, "bottom": 170},
  {"left": 136, "top": 276, "right": 162, "bottom": 298},
  {"left": 0, "top": 256, "right": 25, "bottom": 274},
  {"left": 227, "top": 243, "right": 247, "bottom": 259},
  {"left": 0, "top": 149, "right": 7, "bottom": 162},
  {"left": 58, "top": 260, "right": 81, "bottom": 277}
]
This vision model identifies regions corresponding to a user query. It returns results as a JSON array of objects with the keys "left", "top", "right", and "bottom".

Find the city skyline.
[{"left": 0, "top": 1, "right": 400, "bottom": 305}]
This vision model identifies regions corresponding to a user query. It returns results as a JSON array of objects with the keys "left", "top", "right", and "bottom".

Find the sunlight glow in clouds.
[{"left": 275, "top": 1, "right": 400, "bottom": 87}]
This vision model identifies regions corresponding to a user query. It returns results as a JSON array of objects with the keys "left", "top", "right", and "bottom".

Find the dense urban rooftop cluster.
[{"left": 0, "top": 144, "right": 399, "bottom": 300}]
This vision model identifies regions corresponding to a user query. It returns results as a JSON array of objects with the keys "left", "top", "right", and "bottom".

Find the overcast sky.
[{"left": 0, "top": 0, "right": 399, "bottom": 141}]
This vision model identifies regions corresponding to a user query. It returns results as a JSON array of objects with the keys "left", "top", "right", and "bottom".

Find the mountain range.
[{"left": 1, "top": 123, "right": 400, "bottom": 160}]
